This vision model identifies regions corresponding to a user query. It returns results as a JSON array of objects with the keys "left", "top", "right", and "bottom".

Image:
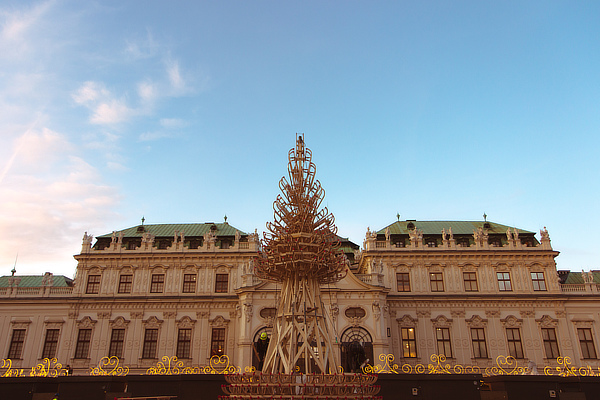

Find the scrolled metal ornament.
[{"left": 90, "top": 356, "right": 129, "bottom": 376}]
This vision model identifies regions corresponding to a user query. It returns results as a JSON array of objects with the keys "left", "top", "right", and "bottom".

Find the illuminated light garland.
[
  {"left": 30, "top": 358, "right": 68, "bottom": 377},
  {"left": 90, "top": 356, "right": 129, "bottom": 376}
]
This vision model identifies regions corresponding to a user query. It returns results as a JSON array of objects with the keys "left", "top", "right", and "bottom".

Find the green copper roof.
[
  {"left": 0, "top": 275, "right": 73, "bottom": 288},
  {"left": 97, "top": 223, "right": 247, "bottom": 238},
  {"left": 564, "top": 271, "right": 600, "bottom": 284},
  {"left": 377, "top": 221, "right": 534, "bottom": 236}
]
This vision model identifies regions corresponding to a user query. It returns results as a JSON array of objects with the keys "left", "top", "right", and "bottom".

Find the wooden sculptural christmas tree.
[{"left": 254, "top": 134, "right": 347, "bottom": 374}]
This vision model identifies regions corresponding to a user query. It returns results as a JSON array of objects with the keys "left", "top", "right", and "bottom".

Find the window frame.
[
  {"left": 429, "top": 272, "right": 444, "bottom": 292},
  {"left": 109, "top": 329, "right": 125, "bottom": 358},
  {"left": 176, "top": 328, "right": 192, "bottom": 359},
  {"left": 215, "top": 274, "right": 229, "bottom": 293},
  {"left": 463, "top": 272, "right": 479, "bottom": 292},
  {"left": 471, "top": 328, "right": 488, "bottom": 359},
  {"left": 497, "top": 272, "right": 512, "bottom": 291},
  {"left": 74, "top": 329, "right": 92, "bottom": 359},
  {"left": 436, "top": 327, "right": 453, "bottom": 358},
  {"left": 41, "top": 329, "right": 60, "bottom": 359},
  {"left": 396, "top": 273, "right": 411, "bottom": 292},
  {"left": 531, "top": 272, "right": 547, "bottom": 291},
  {"left": 211, "top": 328, "right": 226, "bottom": 356},
  {"left": 541, "top": 327, "right": 560, "bottom": 359},
  {"left": 118, "top": 274, "right": 133, "bottom": 294},
  {"left": 7, "top": 329, "right": 26, "bottom": 359},
  {"left": 400, "top": 327, "right": 417, "bottom": 358},
  {"left": 182, "top": 274, "right": 197, "bottom": 293},
  {"left": 577, "top": 328, "right": 597, "bottom": 359},
  {"left": 142, "top": 328, "right": 159, "bottom": 359},
  {"left": 86, "top": 274, "right": 101, "bottom": 294},
  {"left": 150, "top": 274, "right": 165, "bottom": 293},
  {"left": 506, "top": 328, "right": 524, "bottom": 359}
]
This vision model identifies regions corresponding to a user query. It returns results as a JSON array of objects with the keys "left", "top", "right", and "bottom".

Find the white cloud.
[
  {"left": 0, "top": 129, "right": 121, "bottom": 277},
  {"left": 167, "top": 59, "right": 186, "bottom": 93},
  {"left": 0, "top": 0, "right": 53, "bottom": 41},
  {"left": 160, "top": 118, "right": 186, "bottom": 129},
  {"left": 138, "top": 81, "right": 157, "bottom": 103},
  {"left": 138, "top": 131, "right": 175, "bottom": 142},
  {"left": 72, "top": 81, "right": 109, "bottom": 105},
  {"left": 90, "top": 99, "right": 135, "bottom": 125}
]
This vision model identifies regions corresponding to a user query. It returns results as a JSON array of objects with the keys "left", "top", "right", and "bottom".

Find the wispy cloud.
[{"left": 160, "top": 118, "right": 187, "bottom": 129}]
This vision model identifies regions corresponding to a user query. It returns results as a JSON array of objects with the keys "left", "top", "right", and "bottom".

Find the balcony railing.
[{"left": 0, "top": 286, "right": 74, "bottom": 297}]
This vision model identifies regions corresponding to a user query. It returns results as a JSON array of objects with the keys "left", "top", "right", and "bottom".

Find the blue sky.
[{"left": 1, "top": 1, "right": 599, "bottom": 277}]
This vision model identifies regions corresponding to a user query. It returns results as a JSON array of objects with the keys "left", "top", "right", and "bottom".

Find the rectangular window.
[
  {"left": 211, "top": 328, "right": 226, "bottom": 356},
  {"left": 86, "top": 275, "right": 101, "bottom": 294},
  {"left": 542, "top": 328, "right": 560, "bottom": 359},
  {"left": 142, "top": 329, "right": 158, "bottom": 359},
  {"left": 176, "top": 328, "right": 192, "bottom": 359},
  {"left": 182, "top": 274, "right": 197, "bottom": 293},
  {"left": 118, "top": 275, "right": 133, "bottom": 294},
  {"left": 150, "top": 274, "right": 165, "bottom": 293},
  {"left": 396, "top": 273, "right": 411, "bottom": 292},
  {"left": 506, "top": 328, "right": 524, "bottom": 359},
  {"left": 436, "top": 328, "right": 453, "bottom": 357},
  {"left": 109, "top": 329, "right": 125, "bottom": 358},
  {"left": 429, "top": 272, "right": 444, "bottom": 292},
  {"left": 7, "top": 329, "right": 26, "bottom": 359},
  {"left": 578, "top": 328, "right": 597, "bottom": 359},
  {"left": 215, "top": 274, "right": 228, "bottom": 293},
  {"left": 497, "top": 272, "right": 512, "bottom": 291},
  {"left": 531, "top": 272, "right": 547, "bottom": 291},
  {"left": 401, "top": 327, "right": 417, "bottom": 358},
  {"left": 463, "top": 272, "right": 478, "bottom": 292},
  {"left": 471, "top": 328, "right": 488, "bottom": 358},
  {"left": 74, "top": 329, "right": 92, "bottom": 359},
  {"left": 41, "top": 329, "right": 60, "bottom": 359}
]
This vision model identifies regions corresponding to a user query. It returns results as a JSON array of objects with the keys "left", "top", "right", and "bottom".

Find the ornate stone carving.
[
  {"left": 163, "top": 311, "right": 177, "bottom": 319},
  {"left": 196, "top": 311, "right": 209, "bottom": 319},
  {"left": 450, "top": 310, "right": 466, "bottom": 318},
  {"left": 243, "top": 303, "right": 253, "bottom": 323},
  {"left": 130, "top": 311, "right": 144, "bottom": 319},
  {"left": 500, "top": 315, "right": 523, "bottom": 327},
  {"left": 109, "top": 316, "right": 130, "bottom": 328},
  {"left": 142, "top": 316, "right": 164, "bottom": 328},
  {"left": 431, "top": 315, "right": 453, "bottom": 327},
  {"left": 77, "top": 316, "right": 97, "bottom": 329},
  {"left": 520, "top": 310, "right": 535, "bottom": 319},
  {"left": 209, "top": 315, "right": 230, "bottom": 327},
  {"left": 176, "top": 316, "right": 196, "bottom": 328},
  {"left": 97, "top": 311, "right": 111, "bottom": 319},
  {"left": 535, "top": 315, "right": 558, "bottom": 328},
  {"left": 397, "top": 314, "right": 418, "bottom": 327},
  {"left": 485, "top": 310, "right": 500, "bottom": 318},
  {"left": 416, "top": 310, "right": 431, "bottom": 318},
  {"left": 465, "top": 315, "right": 488, "bottom": 328}
]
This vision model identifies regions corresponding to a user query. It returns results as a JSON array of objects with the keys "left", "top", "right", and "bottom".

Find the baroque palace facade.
[{"left": 0, "top": 218, "right": 599, "bottom": 375}]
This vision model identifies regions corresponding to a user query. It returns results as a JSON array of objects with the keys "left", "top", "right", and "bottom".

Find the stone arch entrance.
[
  {"left": 340, "top": 326, "right": 373, "bottom": 373},
  {"left": 251, "top": 327, "right": 271, "bottom": 370}
]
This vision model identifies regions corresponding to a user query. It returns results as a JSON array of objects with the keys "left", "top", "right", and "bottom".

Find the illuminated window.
[
  {"left": 429, "top": 272, "right": 444, "bottom": 292},
  {"left": 182, "top": 274, "right": 197, "bottom": 293},
  {"left": 396, "top": 273, "right": 411, "bottom": 292},
  {"left": 109, "top": 329, "right": 125, "bottom": 357},
  {"left": 471, "top": 328, "right": 488, "bottom": 358},
  {"left": 150, "top": 274, "right": 165, "bottom": 293},
  {"left": 542, "top": 328, "right": 560, "bottom": 359},
  {"left": 177, "top": 328, "right": 192, "bottom": 359},
  {"left": 215, "top": 274, "right": 228, "bottom": 293},
  {"left": 497, "top": 272, "right": 512, "bottom": 291},
  {"left": 7, "top": 329, "right": 26, "bottom": 359},
  {"left": 74, "top": 329, "right": 92, "bottom": 359},
  {"left": 401, "top": 327, "right": 417, "bottom": 358},
  {"left": 86, "top": 275, "right": 101, "bottom": 294},
  {"left": 531, "top": 272, "right": 547, "bottom": 291},
  {"left": 436, "top": 328, "right": 452, "bottom": 357},
  {"left": 463, "top": 272, "right": 478, "bottom": 292},
  {"left": 506, "top": 328, "right": 524, "bottom": 359},
  {"left": 211, "top": 328, "right": 226, "bottom": 356},
  {"left": 41, "top": 329, "right": 60, "bottom": 359},
  {"left": 118, "top": 275, "right": 132, "bottom": 294},
  {"left": 142, "top": 329, "right": 158, "bottom": 359},
  {"left": 578, "top": 328, "right": 597, "bottom": 359}
]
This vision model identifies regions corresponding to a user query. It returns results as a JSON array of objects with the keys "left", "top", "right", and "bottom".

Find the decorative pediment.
[
  {"left": 396, "top": 314, "right": 418, "bottom": 327},
  {"left": 176, "top": 316, "right": 196, "bottom": 328},
  {"left": 44, "top": 318, "right": 65, "bottom": 330},
  {"left": 209, "top": 315, "right": 230, "bottom": 327},
  {"left": 431, "top": 315, "right": 453, "bottom": 327},
  {"left": 77, "top": 316, "right": 97, "bottom": 329},
  {"left": 500, "top": 315, "right": 523, "bottom": 327},
  {"left": 89, "top": 267, "right": 101, "bottom": 274},
  {"left": 151, "top": 266, "right": 166, "bottom": 273},
  {"left": 215, "top": 265, "right": 233, "bottom": 273},
  {"left": 142, "top": 315, "right": 164, "bottom": 328},
  {"left": 11, "top": 318, "right": 32, "bottom": 329},
  {"left": 109, "top": 316, "right": 130, "bottom": 328},
  {"left": 571, "top": 319, "right": 594, "bottom": 328},
  {"left": 465, "top": 315, "right": 488, "bottom": 328},
  {"left": 536, "top": 314, "right": 558, "bottom": 328}
]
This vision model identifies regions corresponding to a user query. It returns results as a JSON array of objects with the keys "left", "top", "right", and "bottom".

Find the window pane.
[
  {"left": 8, "top": 329, "right": 26, "bottom": 359},
  {"left": 86, "top": 275, "right": 101, "bottom": 294},
  {"left": 177, "top": 328, "right": 192, "bottom": 359},
  {"left": 42, "top": 329, "right": 60, "bottom": 359},
  {"left": 150, "top": 274, "right": 165, "bottom": 293},
  {"left": 215, "top": 274, "right": 228, "bottom": 293},
  {"left": 183, "top": 274, "right": 197, "bottom": 293},
  {"left": 118, "top": 275, "right": 133, "bottom": 294},
  {"left": 142, "top": 329, "right": 158, "bottom": 359},
  {"left": 74, "top": 329, "right": 92, "bottom": 359},
  {"left": 211, "top": 328, "right": 226, "bottom": 356},
  {"left": 396, "top": 273, "right": 411, "bottom": 292},
  {"left": 109, "top": 329, "right": 125, "bottom": 357}
]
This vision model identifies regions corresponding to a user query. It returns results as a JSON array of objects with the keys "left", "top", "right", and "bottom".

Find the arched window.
[{"left": 340, "top": 327, "right": 373, "bottom": 373}]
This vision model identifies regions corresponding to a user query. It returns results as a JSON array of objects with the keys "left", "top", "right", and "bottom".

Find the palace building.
[{"left": 0, "top": 218, "right": 598, "bottom": 375}]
